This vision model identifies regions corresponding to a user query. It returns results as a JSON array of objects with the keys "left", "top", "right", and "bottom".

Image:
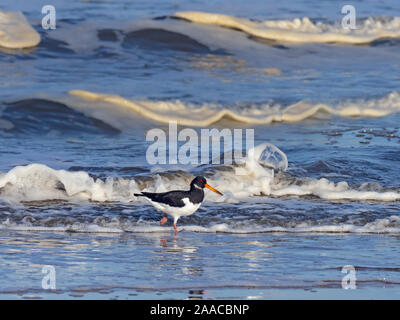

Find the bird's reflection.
[
  {"left": 158, "top": 235, "right": 197, "bottom": 254},
  {"left": 159, "top": 235, "right": 177, "bottom": 248},
  {"left": 147, "top": 233, "right": 205, "bottom": 279}
]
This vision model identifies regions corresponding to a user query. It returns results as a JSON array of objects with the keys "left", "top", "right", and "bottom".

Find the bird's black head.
[
  {"left": 190, "top": 176, "right": 223, "bottom": 195},
  {"left": 191, "top": 176, "right": 207, "bottom": 189}
]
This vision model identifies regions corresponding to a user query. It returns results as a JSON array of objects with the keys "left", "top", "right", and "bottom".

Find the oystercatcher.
[{"left": 134, "top": 176, "right": 223, "bottom": 233}]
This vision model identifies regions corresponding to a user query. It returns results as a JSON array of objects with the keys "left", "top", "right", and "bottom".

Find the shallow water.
[
  {"left": 0, "top": 0, "right": 400, "bottom": 299},
  {"left": 1, "top": 230, "right": 400, "bottom": 299}
]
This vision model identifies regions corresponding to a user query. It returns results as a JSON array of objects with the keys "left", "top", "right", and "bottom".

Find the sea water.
[{"left": 0, "top": 0, "right": 400, "bottom": 299}]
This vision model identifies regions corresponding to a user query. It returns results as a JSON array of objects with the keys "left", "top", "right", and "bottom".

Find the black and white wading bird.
[{"left": 134, "top": 176, "right": 223, "bottom": 233}]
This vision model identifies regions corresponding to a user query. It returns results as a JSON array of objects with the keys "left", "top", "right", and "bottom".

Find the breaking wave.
[
  {"left": 0, "top": 143, "right": 399, "bottom": 203},
  {"left": 174, "top": 11, "right": 400, "bottom": 44},
  {"left": 1, "top": 143, "right": 399, "bottom": 234},
  {"left": 2, "top": 216, "right": 400, "bottom": 235},
  {"left": 69, "top": 90, "right": 400, "bottom": 127},
  {"left": 0, "top": 10, "right": 40, "bottom": 49}
]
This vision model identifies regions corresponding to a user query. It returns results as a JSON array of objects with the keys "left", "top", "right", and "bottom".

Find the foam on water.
[
  {"left": 69, "top": 90, "right": 400, "bottom": 127},
  {"left": 174, "top": 11, "right": 400, "bottom": 44},
  {"left": 0, "top": 164, "right": 122, "bottom": 202},
  {"left": 2, "top": 215, "right": 400, "bottom": 235},
  {"left": 0, "top": 143, "right": 399, "bottom": 234},
  {"left": 0, "top": 144, "right": 399, "bottom": 204},
  {"left": 0, "top": 10, "right": 40, "bottom": 49},
  {"left": 177, "top": 215, "right": 400, "bottom": 234}
]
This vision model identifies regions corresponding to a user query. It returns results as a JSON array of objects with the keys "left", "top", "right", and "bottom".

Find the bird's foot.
[{"left": 160, "top": 213, "right": 168, "bottom": 225}]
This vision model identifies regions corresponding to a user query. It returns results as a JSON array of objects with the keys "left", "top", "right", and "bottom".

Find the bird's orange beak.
[{"left": 205, "top": 184, "right": 223, "bottom": 196}]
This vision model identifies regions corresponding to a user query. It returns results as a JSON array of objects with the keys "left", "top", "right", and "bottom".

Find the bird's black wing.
[{"left": 138, "top": 191, "right": 188, "bottom": 208}]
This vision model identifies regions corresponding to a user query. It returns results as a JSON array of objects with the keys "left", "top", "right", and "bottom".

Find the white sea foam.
[
  {"left": 0, "top": 10, "right": 40, "bottom": 49},
  {"left": 180, "top": 215, "right": 400, "bottom": 234},
  {"left": 0, "top": 144, "right": 399, "bottom": 205},
  {"left": 174, "top": 11, "right": 400, "bottom": 44},
  {"left": 1, "top": 143, "right": 399, "bottom": 235},
  {"left": 2, "top": 216, "right": 400, "bottom": 235},
  {"left": 0, "top": 163, "right": 133, "bottom": 202},
  {"left": 69, "top": 90, "right": 400, "bottom": 127}
]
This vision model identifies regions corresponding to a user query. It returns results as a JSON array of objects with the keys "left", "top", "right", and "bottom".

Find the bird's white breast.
[{"left": 147, "top": 197, "right": 201, "bottom": 219}]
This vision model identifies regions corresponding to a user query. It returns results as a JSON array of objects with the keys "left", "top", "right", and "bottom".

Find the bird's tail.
[{"left": 134, "top": 193, "right": 144, "bottom": 197}]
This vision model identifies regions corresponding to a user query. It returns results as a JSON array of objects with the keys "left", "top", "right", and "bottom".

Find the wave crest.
[
  {"left": 0, "top": 10, "right": 40, "bottom": 49},
  {"left": 69, "top": 90, "right": 400, "bottom": 127},
  {"left": 0, "top": 144, "right": 399, "bottom": 204},
  {"left": 174, "top": 11, "right": 400, "bottom": 44}
]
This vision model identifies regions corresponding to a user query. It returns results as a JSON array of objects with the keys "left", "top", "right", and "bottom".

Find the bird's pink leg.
[
  {"left": 160, "top": 213, "right": 168, "bottom": 225},
  {"left": 173, "top": 223, "right": 179, "bottom": 233}
]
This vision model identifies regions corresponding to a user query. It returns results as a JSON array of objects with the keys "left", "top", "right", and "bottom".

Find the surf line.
[{"left": 146, "top": 121, "right": 254, "bottom": 165}]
